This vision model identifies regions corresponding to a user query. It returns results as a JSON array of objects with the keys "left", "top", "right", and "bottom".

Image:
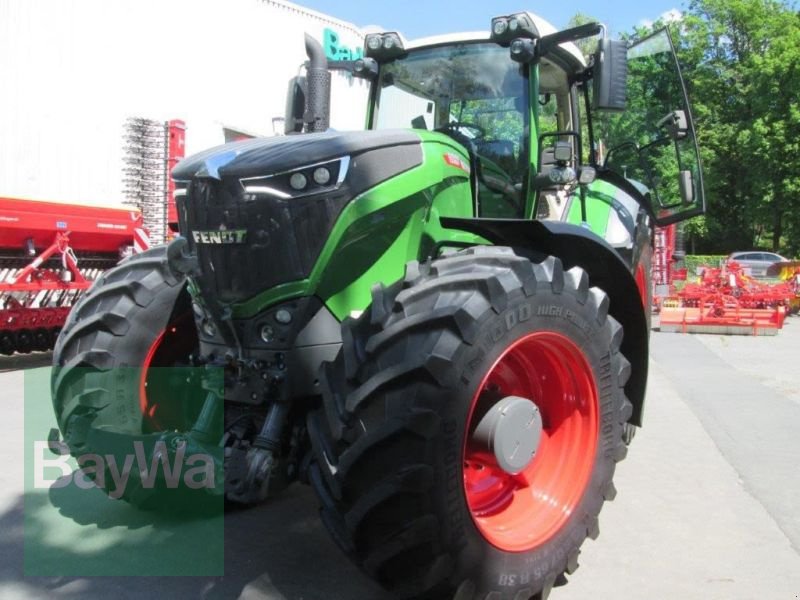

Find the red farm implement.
[
  {"left": 660, "top": 261, "right": 794, "bottom": 335},
  {"left": 652, "top": 224, "right": 688, "bottom": 312},
  {"left": 0, "top": 197, "right": 149, "bottom": 354}
]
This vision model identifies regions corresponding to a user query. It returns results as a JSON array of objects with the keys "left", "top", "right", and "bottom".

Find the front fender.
[{"left": 441, "top": 217, "right": 649, "bottom": 426}]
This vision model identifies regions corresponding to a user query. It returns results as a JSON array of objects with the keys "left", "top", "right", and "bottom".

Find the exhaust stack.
[{"left": 303, "top": 33, "right": 331, "bottom": 133}]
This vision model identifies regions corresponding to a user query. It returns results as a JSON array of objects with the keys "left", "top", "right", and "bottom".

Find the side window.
[
  {"left": 537, "top": 59, "right": 574, "bottom": 168},
  {"left": 535, "top": 60, "right": 575, "bottom": 222}
]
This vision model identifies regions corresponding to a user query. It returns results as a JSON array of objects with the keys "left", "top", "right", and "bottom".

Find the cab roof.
[{"left": 403, "top": 12, "right": 587, "bottom": 70}]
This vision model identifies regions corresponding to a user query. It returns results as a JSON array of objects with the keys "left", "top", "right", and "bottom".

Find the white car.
[{"left": 727, "top": 251, "right": 789, "bottom": 278}]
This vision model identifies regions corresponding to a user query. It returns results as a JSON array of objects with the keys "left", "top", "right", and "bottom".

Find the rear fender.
[{"left": 441, "top": 217, "right": 648, "bottom": 426}]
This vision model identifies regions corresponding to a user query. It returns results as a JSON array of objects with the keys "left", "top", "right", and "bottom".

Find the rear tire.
[
  {"left": 309, "top": 247, "right": 632, "bottom": 599},
  {"left": 33, "top": 327, "right": 50, "bottom": 351},
  {"left": 52, "top": 246, "right": 203, "bottom": 508},
  {"left": 0, "top": 332, "right": 14, "bottom": 355},
  {"left": 16, "top": 330, "right": 32, "bottom": 354}
]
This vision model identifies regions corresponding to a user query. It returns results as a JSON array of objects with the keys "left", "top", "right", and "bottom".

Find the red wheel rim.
[
  {"left": 139, "top": 312, "right": 197, "bottom": 431},
  {"left": 139, "top": 329, "right": 167, "bottom": 427},
  {"left": 635, "top": 264, "right": 648, "bottom": 309},
  {"left": 463, "top": 331, "right": 599, "bottom": 552}
]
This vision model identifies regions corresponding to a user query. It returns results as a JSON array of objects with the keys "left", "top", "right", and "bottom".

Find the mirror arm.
[
  {"left": 537, "top": 22, "right": 603, "bottom": 58},
  {"left": 582, "top": 82, "right": 598, "bottom": 166},
  {"left": 328, "top": 60, "right": 359, "bottom": 74},
  {"left": 328, "top": 58, "right": 379, "bottom": 81},
  {"left": 570, "top": 86, "right": 584, "bottom": 169}
]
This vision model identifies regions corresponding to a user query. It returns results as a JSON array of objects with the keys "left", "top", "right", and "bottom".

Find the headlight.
[
  {"left": 364, "top": 32, "right": 405, "bottom": 60},
  {"left": 312, "top": 167, "right": 331, "bottom": 185},
  {"left": 490, "top": 12, "right": 540, "bottom": 46},
  {"left": 260, "top": 324, "right": 275, "bottom": 344},
  {"left": 289, "top": 172, "right": 308, "bottom": 190},
  {"left": 240, "top": 156, "right": 350, "bottom": 200}
]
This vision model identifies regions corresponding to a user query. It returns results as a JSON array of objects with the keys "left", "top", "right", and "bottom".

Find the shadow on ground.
[
  {"left": 0, "top": 352, "right": 53, "bottom": 374},
  {"left": 1, "top": 482, "right": 391, "bottom": 599}
]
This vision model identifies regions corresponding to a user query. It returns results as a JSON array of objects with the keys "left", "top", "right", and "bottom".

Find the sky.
[{"left": 299, "top": 0, "right": 686, "bottom": 39}]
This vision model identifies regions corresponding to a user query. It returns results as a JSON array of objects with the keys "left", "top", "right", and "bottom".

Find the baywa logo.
[{"left": 34, "top": 438, "right": 216, "bottom": 499}]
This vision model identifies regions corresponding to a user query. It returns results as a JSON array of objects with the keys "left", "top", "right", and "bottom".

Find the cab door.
[{"left": 595, "top": 27, "right": 705, "bottom": 226}]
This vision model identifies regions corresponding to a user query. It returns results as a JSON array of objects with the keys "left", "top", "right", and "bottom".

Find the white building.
[{"left": 0, "top": 0, "right": 369, "bottom": 209}]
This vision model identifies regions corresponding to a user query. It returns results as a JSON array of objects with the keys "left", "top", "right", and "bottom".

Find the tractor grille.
[
  {"left": 179, "top": 178, "right": 352, "bottom": 304},
  {"left": 172, "top": 130, "right": 425, "bottom": 307}
]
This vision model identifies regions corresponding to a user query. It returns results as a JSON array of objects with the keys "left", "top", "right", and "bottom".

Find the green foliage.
[
  {"left": 567, "top": 13, "right": 600, "bottom": 60},
  {"left": 683, "top": 254, "right": 727, "bottom": 275},
  {"left": 663, "top": 0, "right": 799, "bottom": 253}
]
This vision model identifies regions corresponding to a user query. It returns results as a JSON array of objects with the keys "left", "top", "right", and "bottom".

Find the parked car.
[{"left": 727, "top": 251, "right": 789, "bottom": 277}]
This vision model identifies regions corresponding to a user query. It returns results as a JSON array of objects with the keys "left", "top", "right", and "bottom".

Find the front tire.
[
  {"left": 51, "top": 246, "right": 203, "bottom": 508},
  {"left": 309, "top": 247, "right": 632, "bottom": 599}
]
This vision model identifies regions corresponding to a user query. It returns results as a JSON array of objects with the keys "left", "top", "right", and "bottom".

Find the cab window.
[{"left": 373, "top": 43, "right": 529, "bottom": 218}]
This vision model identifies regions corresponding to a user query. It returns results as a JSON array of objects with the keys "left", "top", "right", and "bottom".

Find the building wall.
[{"left": 0, "top": 0, "right": 368, "bottom": 207}]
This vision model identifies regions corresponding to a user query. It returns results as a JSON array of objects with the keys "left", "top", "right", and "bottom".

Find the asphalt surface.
[{"left": 2, "top": 322, "right": 800, "bottom": 600}]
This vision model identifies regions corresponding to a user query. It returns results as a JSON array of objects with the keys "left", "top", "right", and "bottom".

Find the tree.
[
  {"left": 678, "top": 0, "right": 800, "bottom": 254},
  {"left": 567, "top": 12, "right": 601, "bottom": 60}
]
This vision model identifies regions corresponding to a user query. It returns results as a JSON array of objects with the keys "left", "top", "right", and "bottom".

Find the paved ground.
[{"left": 1, "top": 321, "right": 800, "bottom": 600}]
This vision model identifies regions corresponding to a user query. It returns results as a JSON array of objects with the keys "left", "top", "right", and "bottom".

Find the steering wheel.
[{"left": 435, "top": 121, "right": 486, "bottom": 140}]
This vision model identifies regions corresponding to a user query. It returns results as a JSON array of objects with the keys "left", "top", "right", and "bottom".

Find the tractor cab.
[{"left": 343, "top": 12, "right": 705, "bottom": 234}]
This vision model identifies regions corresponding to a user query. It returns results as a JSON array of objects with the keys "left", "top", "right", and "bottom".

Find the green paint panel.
[
  {"left": 566, "top": 179, "right": 620, "bottom": 237},
  {"left": 231, "top": 136, "right": 484, "bottom": 320},
  {"left": 233, "top": 280, "right": 310, "bottom": 321}
]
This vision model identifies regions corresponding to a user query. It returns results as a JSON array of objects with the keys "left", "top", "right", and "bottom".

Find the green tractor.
[{"left": 52, "top": 11, "right": 704, "bottom": 600}]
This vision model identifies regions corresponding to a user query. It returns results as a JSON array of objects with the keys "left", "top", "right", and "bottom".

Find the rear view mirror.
[
  {"left": 658, "top": 110, "right": 688, "bottom": 140},
  {"left": 593, "top": 38, "right": 628, "bottom": 112},
  {"left": 678, "top": 170, "right": 694, "bottom": 206},
  {"left": 284, "top": 76, "right": 307, "bottom": 134}
]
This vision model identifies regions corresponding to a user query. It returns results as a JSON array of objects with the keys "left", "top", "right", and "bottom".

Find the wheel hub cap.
[{"left": 471, "top": 396, "right": 542, "bottom": 475}]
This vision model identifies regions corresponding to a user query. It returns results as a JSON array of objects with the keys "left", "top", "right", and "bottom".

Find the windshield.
[{"left": 373, "top": 43, "right": 529, "bottom": 217}]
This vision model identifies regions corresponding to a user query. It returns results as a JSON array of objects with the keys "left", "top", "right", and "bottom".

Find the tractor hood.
[
  {"left": 172, "top": 130, "right": 423, "bottom": 305},
  {"left": 172, "top": 130, "right": 421, "bottom": 181}
]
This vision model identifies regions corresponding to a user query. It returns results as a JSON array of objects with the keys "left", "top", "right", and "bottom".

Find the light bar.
[
  {"left": 509, "top": 38, "right": 536, "bottom": 63},
  {"left": 490, "top": 12, "right": 540, "bottom": 46},
  {"left": 364, "top": 32, "right": 406, "bottom": 60}
]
